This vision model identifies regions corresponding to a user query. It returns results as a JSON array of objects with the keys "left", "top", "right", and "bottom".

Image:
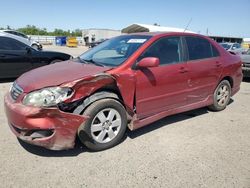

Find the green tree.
[{"left": 1, "top": 25, "right": 82, "bottom": 37}]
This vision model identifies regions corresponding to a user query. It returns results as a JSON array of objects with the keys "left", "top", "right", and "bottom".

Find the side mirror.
[{"left": 137, "top": 57, "right": 160, "bottom": 68}]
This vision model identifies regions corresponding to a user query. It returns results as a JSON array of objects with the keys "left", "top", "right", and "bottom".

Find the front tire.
[
  {"left": 208, "top": 80, "right": 231, "bottom": 111},
  {"left": 78, "top": 99, "right": 127, "bottom": 151}
]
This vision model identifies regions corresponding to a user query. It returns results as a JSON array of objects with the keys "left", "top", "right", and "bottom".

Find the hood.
[{"left": 16, "top": 60, "right": 111, "bottom": 92}]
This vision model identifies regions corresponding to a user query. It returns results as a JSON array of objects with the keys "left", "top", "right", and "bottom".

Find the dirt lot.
[
  {"left": 43, "top": 45, "right": 89, "bottom": 57},
  {"left": 0, "top": 46, "right": 250, "bottom": 188}
]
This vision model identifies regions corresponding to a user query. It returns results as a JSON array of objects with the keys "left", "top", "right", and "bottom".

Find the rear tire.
[
  {"left": 78, "top": 99, "right": 127, "bottom": 151},
  {"left": 208, "top": 80, "right": 231, "bottom": 111}
]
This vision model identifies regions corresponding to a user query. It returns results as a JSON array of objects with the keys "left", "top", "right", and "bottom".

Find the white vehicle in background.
[
  {"left": 220, "top": 42, "right": 246, "bottom": 55},
  {"left": 0, "top": 30, "right": 42, "bottom": 50}
]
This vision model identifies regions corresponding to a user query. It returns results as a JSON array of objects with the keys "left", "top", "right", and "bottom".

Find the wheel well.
[
  {"left": 71, "top": 84, "right": 125, "bottom": 115},
  {"left": 95, "top": 84, "right": 124, "bottom": 102},
  {"left": 221, "top": 76, "right": 234, "bottom": 88},
  {"left": 94, "top": 86, "right": 134, "bottom": 120}
]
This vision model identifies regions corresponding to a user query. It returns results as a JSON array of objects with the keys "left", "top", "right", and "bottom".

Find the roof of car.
[
  {"left": 125, "top": 31, "right": 204, "bottom": 37},
  {"left": 220, "top": 42, "right": 238, "bottom": 45}
]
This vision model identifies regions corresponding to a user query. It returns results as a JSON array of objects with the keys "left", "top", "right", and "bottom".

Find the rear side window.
[
  {"left": 0, "top": 37, "right": 27, "bottom": 50},
  {"left": 185, "top": 36, "right": 219, "bottom": 60},
  {"left": 5, "top": 31, "right": 28, "bottom": 39},
  {"left": 139, "top": 37, "right": 182, "bottom": 65},
  {"left": 232, "top": 43, "right": 241, "bottom": 49}
]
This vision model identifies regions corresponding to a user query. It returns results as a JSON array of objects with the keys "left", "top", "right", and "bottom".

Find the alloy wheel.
[{"left": 90, "top": 108, "right": 122, "bottom": 143}]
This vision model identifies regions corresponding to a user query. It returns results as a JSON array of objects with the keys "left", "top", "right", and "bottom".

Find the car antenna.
[{"left": 183, "top": 18, "right": 192, "bottom": 33}]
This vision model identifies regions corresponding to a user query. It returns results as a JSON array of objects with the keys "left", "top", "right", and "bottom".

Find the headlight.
[{"left": 23, "top": 87, "right": 73, "bottom": 107}]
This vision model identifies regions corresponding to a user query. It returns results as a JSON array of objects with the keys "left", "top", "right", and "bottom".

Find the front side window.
[
  {"left": 79, "top": 35, "right": 151, "bottom": 67},
  {"left": 138, "top": 37, "right": 182, "bottom": 65},
  {"left": 0, "top": 37, "right": 27, "bottom": 50},
  {"left": 185, "top": 36, "right": 217, "bottom": 60}
]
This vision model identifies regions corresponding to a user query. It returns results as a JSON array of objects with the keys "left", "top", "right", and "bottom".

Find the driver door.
[{"left": 135, "top": 36, "right": 189, "bottom": 119}]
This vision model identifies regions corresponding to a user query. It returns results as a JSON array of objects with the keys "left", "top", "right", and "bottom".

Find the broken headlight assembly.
[{"left": 23, "top": 87, "right": 73, "bottom": 107}]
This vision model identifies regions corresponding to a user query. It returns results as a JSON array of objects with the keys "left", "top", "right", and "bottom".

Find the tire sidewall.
[{"left": 78, "top": 99, "right": 127, "bottom": 151}]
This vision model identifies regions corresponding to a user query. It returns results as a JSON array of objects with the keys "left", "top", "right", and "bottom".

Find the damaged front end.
[
  {"left": 60, "top": 72, "right": 137, "bottom": 120},
  {"left": 4, "top": 71, "right": 137, "bottom": 150},
  {"left": 4, "top": 92, "right": 87, "bottom": 150}
]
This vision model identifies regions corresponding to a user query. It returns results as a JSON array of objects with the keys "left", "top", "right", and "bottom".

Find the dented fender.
[{"left": 62, "top": 72, "right": 136, "bottom": 116}]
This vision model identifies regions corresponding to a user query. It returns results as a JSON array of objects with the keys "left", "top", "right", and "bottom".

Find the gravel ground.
[
  {"left": 43, "top": 45, "right": 89, "bottom": 57},
  {"left": 0, "top": 46, "right": 249, "bottom": 188}
]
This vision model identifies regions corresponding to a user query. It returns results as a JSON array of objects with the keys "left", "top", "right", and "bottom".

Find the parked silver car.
[
  {"left": 220, "top": 42, "right": 246, "bottom": 55},
  {"left": 241, "top": 49, "right": 250, "bottom": 77},
  {"left": 0, "top": 30, "right": 42, "bottom": 50}
]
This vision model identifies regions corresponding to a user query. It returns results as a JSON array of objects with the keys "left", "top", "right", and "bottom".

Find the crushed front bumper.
[{"left": 4, "top": 93, "right": 87, "bottom": 150}]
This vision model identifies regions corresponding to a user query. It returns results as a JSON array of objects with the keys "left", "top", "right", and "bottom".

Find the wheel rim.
[
  {"left": 216, "top": 84, "right": 230, "bottom": 107},
  {"left": 90, "top": 108, "right": 122, "bottom": 144}
]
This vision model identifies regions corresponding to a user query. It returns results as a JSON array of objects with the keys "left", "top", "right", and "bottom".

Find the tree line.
[{"left": 0, "top": 25, "right": 82, "bottom": 36}]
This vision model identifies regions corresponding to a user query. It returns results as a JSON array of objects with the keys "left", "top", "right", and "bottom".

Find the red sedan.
[{"left": 4, "top": 32, "right": 242, "bottom": 151}]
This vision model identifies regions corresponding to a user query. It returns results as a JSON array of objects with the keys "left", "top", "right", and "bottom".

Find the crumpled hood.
[{"left": 16, "top": 60, "right": 111, "bottom": 92}]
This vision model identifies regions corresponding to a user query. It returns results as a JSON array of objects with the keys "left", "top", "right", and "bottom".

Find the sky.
[{"left": 1, "top": 0, "right": 250, "bottom": 37}]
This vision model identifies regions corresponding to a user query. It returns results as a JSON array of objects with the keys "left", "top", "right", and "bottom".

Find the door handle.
[{"left": 179, "top": 67, "right": 188, "bottom": 73}]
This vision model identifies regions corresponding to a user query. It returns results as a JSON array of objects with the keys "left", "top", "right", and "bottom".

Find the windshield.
[
  {"left": 79, "top": 35, "right": 151, "bottom": 67},
  {"left": 220, "top": 43, "right": 231, "bottom": 50}
]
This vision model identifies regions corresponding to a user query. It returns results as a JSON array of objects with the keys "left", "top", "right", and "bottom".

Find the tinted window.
[
  {"left": 186, "top": 36, "right": 214, "bottom": 60},
  {"left": 211, "top": 45, "right": 220, "bottom": 57},
  {"left": 0, "top": 37, "right": 27, "bottom": 50},
  {"left": 139, "top": 37, "right": 182, "bottom": 65},
  {"left": 5, "top": 31, "right": 28, "bottom": 39}
]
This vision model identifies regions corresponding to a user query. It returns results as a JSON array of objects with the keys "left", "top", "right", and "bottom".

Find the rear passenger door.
[
  {"left": 0, "top": 37, "right": 31, "bottom": 78},
  {"left": 184, "top": 36, "right": 222, "bottom": 104}
]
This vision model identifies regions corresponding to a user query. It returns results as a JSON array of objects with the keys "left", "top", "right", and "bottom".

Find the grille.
[{"left": 10, "top": 82, "right": 23, "bottom": 101}]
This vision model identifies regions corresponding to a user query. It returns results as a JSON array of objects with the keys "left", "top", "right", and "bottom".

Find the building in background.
[
  {"left": 209, "top": 35, "right": 243, "bottom": 44},
  {"left": 82, "top": 29, "right": 121, "bottom": 46},
  {"left": 122, "top": 23, "right": 244, "bottom": 45},
  {"left": 121, "top": 23, "right": 195, "bottom": 33}
]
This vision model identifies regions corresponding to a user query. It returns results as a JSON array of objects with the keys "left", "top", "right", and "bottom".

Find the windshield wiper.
[{"left": 81, "top": 58, "right": 105, "bottom": 67}]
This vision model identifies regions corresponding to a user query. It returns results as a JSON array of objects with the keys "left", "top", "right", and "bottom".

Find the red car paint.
[{"left": 4, "top": 32, "right": 242, "bottom": 150}]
